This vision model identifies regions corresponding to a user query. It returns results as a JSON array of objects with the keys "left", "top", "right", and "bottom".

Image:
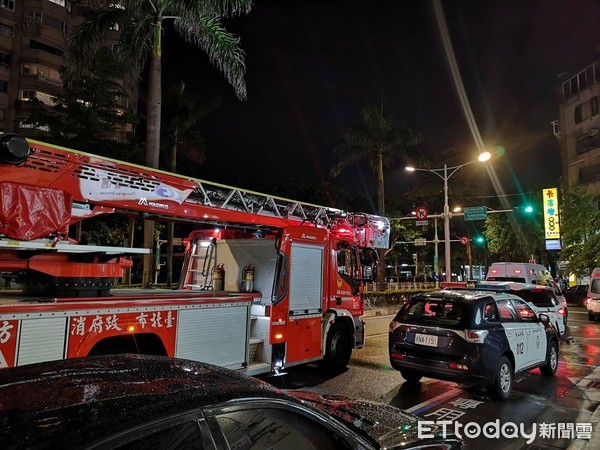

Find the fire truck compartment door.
[
  {"left": 16, "top": 317, "right": 67, "bottom": 366},
  {"left": 175, "top": 304, "right": 250, "bottom": 370},
  {"left": 289, "top": 242, "right": 324, "bottom": 316}
]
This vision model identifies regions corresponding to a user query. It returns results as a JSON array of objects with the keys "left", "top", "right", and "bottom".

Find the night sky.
[{"left": 162, "top": 0, "right": 600, "bottom": 211}]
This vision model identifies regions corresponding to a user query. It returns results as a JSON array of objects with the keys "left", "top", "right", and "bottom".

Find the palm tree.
[
  {"left": 67, "top": 0, "right": 253, "bottom": 287},
  {"left": 331, "top": 103, "right": 422, "bottom": 285}
]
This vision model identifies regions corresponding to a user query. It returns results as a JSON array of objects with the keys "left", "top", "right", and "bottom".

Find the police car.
[
  {"left": 445, "top": 281, "right": 568, "bottom": 337},
  {"left": 388, "top": 289, "right": 559, "bottom": 400}
]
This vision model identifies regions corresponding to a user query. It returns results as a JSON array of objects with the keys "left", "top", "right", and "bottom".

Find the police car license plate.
[{"left": 415, "top": 333, "right": 438, "bottom": 347}]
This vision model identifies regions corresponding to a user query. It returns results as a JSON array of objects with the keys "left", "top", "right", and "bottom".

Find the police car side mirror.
[{"left": 538, "top": 313, "right": 550, "bottom": 325}]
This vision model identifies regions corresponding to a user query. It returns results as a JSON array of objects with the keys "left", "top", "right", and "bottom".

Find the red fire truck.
[{"left": 0, "top": 134, "right": 390, "bottom": 375}]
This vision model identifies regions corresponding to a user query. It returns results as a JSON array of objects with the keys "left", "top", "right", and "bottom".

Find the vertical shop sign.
[{"left": 542, "top": 188, "right": 560, "bottom": 240}]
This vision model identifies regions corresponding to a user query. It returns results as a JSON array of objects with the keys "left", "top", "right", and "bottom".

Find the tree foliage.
[
  {"left": 68, "top": 0, "right": 252, "bottom": 99},
  {"left": 331, "top": 103, "right": 422, "bottom": 284},
  {"left": 331, "top": 103, "right": 422, "bottom": 214},
  {"left": 161, "top": 80, "right": 222, "bottom": 171},
  {"left": 22, "top": 50, "right": 141, "bottom": 161},
  {"left": 559, "top": 185, "right": 600, "bottom": 277},
  {"left": 80, "top": 216, "right": 131, "bottom": 247},
  {"left": 483, "top": 206, "right": 546, "bottom": 263}
]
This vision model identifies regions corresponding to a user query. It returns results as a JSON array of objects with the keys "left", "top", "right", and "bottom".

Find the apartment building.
[
  {"left": 0, "top": 0, "right": 135, "bottom": 142},
  {"left": 554, "top": 58, "right": 600, "bottom": 203}
]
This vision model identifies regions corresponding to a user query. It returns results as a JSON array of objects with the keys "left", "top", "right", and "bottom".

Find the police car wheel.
[
  {"left": 540, "top": 341, "right": 558, "bottom": 376},
  {"left": 400, "top": 369, "right": 422, "bottom": 383},
  {"left": 487, "top": 357, "right": 513, "bottom": 401}
]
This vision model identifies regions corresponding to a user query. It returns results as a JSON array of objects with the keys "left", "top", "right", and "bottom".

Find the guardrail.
[{"left": 364, "top": 281, "right": 440, "bottom": 292}]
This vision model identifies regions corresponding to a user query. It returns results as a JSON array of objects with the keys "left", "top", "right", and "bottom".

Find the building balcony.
[
  {"left": 576, "top": 128, "right": 600, "bottom": 154},
  {"left": 21, "top": 22, "right": 66, "bottom": 47}
]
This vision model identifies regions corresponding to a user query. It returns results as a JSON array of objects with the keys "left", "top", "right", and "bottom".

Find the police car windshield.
[
  {"left": 592, "top": 279, "right": 600, "bottom": 294},
  {"left": 399, "top": 300, "right": 463, "bottom": 326}
]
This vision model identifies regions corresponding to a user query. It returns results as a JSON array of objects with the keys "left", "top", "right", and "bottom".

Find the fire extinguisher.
[
  {"left": 241, "top": 264, "right": 254, "bottom": 293},
  {"left": 212, "top": 264, "right": 225, "bottom": 291}
]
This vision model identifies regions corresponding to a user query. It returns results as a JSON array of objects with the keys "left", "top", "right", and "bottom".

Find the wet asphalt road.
[{"left": 262, "top": 306, "right": 600, "bottom": 449}]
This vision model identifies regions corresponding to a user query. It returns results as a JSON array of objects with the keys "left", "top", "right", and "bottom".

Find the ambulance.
[
  {"left": 486, "top": 262, "right": 552, "bottom": 285},
  {"left": 486, "top": 262, "right": 566, "bottom": 307}
]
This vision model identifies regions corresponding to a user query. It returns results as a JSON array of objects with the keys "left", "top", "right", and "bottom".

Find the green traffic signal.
[
  {"left": 523, "top": 205, "right": 533, "bottom": 214},
  {"left": 474, "top": 235, "right": 485, "bottom": 244}
]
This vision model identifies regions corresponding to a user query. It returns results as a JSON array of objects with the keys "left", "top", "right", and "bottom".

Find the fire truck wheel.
[{"left": 322, "top": 323, "right": 352, "bottom": 372}]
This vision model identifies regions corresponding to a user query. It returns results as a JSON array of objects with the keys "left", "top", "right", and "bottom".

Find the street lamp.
[{"left": 405, "top": 151, "right": 492, "bottom": 282}]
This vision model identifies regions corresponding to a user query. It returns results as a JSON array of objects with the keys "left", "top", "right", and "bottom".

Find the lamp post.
[{"left": 406, "top": 152, "right": 492, "bottom": 282}]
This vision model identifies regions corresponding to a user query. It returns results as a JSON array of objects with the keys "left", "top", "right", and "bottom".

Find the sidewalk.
[{"left": 568, "top": 365, "right": 600, "bottom": 449}]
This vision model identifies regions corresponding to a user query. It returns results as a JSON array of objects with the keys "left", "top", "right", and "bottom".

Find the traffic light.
[
  {"left": 474, "top": 235, "right": 485, "bottom": 245},
  {"left": 514, "top": 204, "right": 535, "bottom": 215}
]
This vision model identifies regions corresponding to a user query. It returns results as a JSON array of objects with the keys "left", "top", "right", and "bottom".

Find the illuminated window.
[
  {"left": 20, "top": 90, "right": 37, "bottom": 101},
  {"left": 21, "top": 63, "right": 61, "bottom": 82},
  {"left": 19, "top": 90, "right": 56, "bottom": 106}
]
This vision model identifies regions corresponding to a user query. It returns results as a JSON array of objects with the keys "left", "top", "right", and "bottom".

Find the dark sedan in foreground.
[{"left": 0, "top": 354, "right": 463, "bottom": 449}]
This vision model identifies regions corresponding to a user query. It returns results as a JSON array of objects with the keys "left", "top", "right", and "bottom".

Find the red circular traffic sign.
[
  {"left": 415, "top": 206, "right": 428, "bottom": 220},
  {"left": 460, "top": 236, "right": 469, "bottom": 245}
]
